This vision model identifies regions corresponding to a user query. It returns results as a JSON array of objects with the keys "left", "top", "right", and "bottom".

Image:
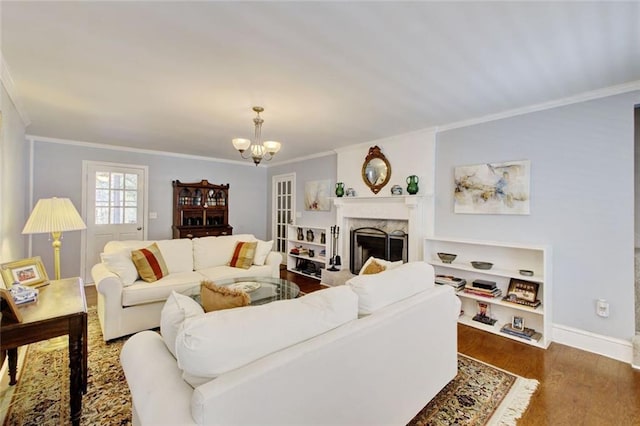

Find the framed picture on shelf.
[
  {"left": 506, "top": 278, "right": 539, "bottom": 303},
  {"left": 512, "top": 315, "right": 525, "bottom": 331},
  {"left": 0, "top": 256, "right": 50, "bottom": 288}
]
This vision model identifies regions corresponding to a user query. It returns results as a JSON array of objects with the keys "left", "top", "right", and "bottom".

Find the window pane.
[
  {"left": 110, "top": 207, "right": 123, "bottom": 224},
  {"left": 125, "top": 190, "right": 137, "bottom": 206},
  {"left": 95, "top": 208, "right": 109, "bottom": 225},
  {"left": 124, "top": 208, "right": 137, "bottom": 224},
  {"left": 95, "top": 189, "right": 109, "bottom": 206},
  {"left": 111, "top": 190, "right": 124, "bottom": 207},
  {"left": 124, "top": 173, "right": 138, "bottom": 190},
  {"left": 111, "top": 173, "right": 124, "bottom": 189},
  {"left": 96, "top": 172, "right": 109, "bottom": 189}
]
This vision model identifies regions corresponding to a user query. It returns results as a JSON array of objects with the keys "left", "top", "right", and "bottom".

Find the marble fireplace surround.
[{"left": 333, "top": 195, "right": 430, "bottom": 271}]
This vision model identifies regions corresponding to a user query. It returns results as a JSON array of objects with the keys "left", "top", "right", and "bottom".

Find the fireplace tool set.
[{"left": 328, "top": 225, "right": 341, "bottom": 271}]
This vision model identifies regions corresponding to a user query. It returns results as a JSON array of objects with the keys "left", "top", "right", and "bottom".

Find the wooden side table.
[{"left": 0, "top": 277, "right": 88, "bottom": 426}]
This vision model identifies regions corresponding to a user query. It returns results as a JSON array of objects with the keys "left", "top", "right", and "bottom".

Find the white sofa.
[
  {"left": 91, "top": 234, "right": 282, "bottom": 341},
  {"left": 121, "top": 262, "right": 460, "bottom": 426}
]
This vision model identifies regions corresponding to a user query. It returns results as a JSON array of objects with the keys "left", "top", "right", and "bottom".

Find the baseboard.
[{"left": 552, "top": 324, "right": 633, "bottom": 364}]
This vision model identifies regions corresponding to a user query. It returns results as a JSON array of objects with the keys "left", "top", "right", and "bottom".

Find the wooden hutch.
[{"left": 172, "top": 180, "right": 233, "bottom": 239}]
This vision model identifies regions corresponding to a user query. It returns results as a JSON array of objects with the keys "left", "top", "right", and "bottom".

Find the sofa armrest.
[
  {"left": 91, "top": 263, "right": 124, "bottom": 298},
  {"left": 121, "top": 331, "right": 195, "bottom": 425}
]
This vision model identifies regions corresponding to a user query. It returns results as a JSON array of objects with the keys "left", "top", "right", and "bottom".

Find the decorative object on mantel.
[
  {"left": 231, "top": 106, "right": 281, "bottom": 165},
  {"left": 391, "top": 185, "right": 403, "bottom": 195},
  {"left": 437, "top": 252, "right": 457, "bottom": 264},
  {"left": 519, "top": 269, "right": 534, "bottom": 276},
  {"left": 346, "top": 187, "right": 356, "bottom": 197},
  {"left": 362, "top": 145, "right": 391, "bottom": 194},
  {"left": 406, "top": 175, "right": 419, "bottom": 195},
  {"left": 454, "top": 160, "right": 530, "bottom": 214},
  {"left": 328, "top": 225, "right": 341, "bottom": 271},
  {"left": 335, "top": 182, "right": 345, "bottom": 197},
  {"left": 471, "top": 261, "right": 493, "bottom": 270}
]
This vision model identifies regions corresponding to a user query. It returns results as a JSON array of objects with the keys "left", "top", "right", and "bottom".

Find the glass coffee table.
[{"left": 184, "top": 276, "right": 300, "bottom": 306}]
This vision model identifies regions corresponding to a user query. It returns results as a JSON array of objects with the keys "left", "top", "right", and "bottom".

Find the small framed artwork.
[
  {"left": 506, "top": 278, "right": 539, "bottom": 303},
  {"left": 512, "top": 315, "right": 525, "bottom": 331},
  {"left": 0, "top": 288, "right": 23, "bottom": 323},
  {"left": 1, "top": 256, "right": 50, "bottom": 288}
]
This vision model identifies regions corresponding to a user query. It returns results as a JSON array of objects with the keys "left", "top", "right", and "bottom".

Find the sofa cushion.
[
  {"left": 175, "top": 286, "right": 358, "bottom": 387},
  {"left": 100, "top": 250, "right": 138, "bottom": 286},
  {"left": 160, "top": 291, "right": 205, "bottom": 358},
  {"left": 131, "top": 243, "right": 169, "bottom": 282},
  {"left": 192, "top": 234, "right": 256, "bottom": 270},
  {"left": 122, "top": 271, "right": 205, "bottom": 307},
  {"left": 358, "top": 256, "right": 403, "bottom": 276},
  {"left": 347, "top": 262, "right": 435, "bottom": 315},
  {"left": 200, "top": 281, "right": 251, "bottom": 312},
  {"left": 253, "top": 240, "right": 274, "bottom": 266},
  {"left": 197, "top": 264, "right": 273, "bottom": 282},
  {"left": 229, "top": 241, "right": 258, "bottom": 269},
  {"left": 156, "top": 239, "right": 194, "bottom": 273}
]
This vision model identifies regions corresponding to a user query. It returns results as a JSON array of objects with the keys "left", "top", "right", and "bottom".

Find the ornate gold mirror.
[{"left": 362, "top": 146, "right": 391, "bottom": 194}]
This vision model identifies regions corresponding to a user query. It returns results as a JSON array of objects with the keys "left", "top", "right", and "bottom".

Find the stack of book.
[
  {"left": 463, "top": 279, "right": 502, "bottom": 298},
  {"left": 500, "top": 323, "right": 542, "bottom": 342},
  {"left": 289, "top": 246, "right": 309, "bottom": 256},
  {"left": 9, "top": 284, "right": 38, "bottom": 305},
  {"left": 435, "top": 274, "right": 466, "bottom": 291},
  {"left": 501, "top": 295, "right": 541, "bottom": 308}
]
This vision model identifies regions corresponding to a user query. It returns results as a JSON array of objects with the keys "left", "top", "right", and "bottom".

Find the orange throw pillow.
[
  {"left": 229, "top": 241, "right": 257, "bottom": 269},
  {"left": 200, "top": 281, "right": 251, "bottom": 312},
  {"left": 131, "top": 243, "right": 169, "bottom": 283}
]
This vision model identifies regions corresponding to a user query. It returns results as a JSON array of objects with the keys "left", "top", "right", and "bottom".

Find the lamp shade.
[{"left": 22, "top": 198, "right": 87, "bottom": 234}]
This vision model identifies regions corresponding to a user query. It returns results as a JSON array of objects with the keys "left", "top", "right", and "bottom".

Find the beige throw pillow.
[{"left": 200, "top": 281, "right": 251, "bottom": 313}]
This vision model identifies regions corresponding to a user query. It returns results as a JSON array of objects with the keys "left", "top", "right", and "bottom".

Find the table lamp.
[{"left": 22, "top": 197, "right": 87, "bottom": 280}]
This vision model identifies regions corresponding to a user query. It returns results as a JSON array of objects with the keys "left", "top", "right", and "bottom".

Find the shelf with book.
[
  {"left": 425, "top": 237, "right": 551, "bottom": 348},
  {"left": 286, "top": 225, "right": 329, "bottom": 281}
]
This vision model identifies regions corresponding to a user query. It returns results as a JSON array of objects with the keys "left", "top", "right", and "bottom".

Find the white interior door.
[
  {"left": 82, "top": 161, "right": 148, "bottom": 283},
  {"left": 272, "top": 173, "right": 295, "bottom": 262}
]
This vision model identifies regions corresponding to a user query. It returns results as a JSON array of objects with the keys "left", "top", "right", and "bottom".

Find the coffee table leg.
[
  {"left": 69, "top": 318, "right": 83, "bottom": 426},
  {"left": 7, "top": 348, "right": 17, "bottom": 385}
]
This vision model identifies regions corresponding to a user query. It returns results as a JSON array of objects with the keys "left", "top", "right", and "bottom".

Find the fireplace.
[{"left": 350, "top": 227, "right": 408, "bottom": 274}]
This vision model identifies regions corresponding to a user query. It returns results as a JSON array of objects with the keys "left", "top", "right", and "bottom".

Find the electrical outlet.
[{"left": 596, "top": 299, "right": 609, "bottom": 318}]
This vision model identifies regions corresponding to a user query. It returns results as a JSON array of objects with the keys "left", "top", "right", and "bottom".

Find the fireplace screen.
[{"left": 350, "top": 227, "right": 408, "bottom": 274}]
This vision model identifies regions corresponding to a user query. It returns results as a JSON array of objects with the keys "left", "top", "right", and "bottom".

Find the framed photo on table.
[{"left": 1, "top": 256, "right": 49, "bottom": 288}]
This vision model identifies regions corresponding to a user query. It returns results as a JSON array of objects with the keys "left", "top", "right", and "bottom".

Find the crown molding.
[
  {"left": 437, "top": 80, "right": 640, "bottom": 133},
  {"left": 266, "top": 150, "right": 336, "bottom": 167},
  {"left": 0, "top": 53, "right": 31, "bottom": 126},
  {"left": 26, "top": 134, "right": 264, "bottom": 167}
]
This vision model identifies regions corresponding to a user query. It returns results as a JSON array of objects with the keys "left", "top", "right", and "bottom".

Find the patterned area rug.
[{"left": 3, "top": 308, "right": 537, "bottom": 425}]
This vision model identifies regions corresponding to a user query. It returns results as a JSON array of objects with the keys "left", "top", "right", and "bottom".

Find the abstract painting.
[
  {"left": 454, "top": 160, "right": 530, "bottom": 215},
  {"left": 304, "top": 179, "right": 331, "bottom": 211}
]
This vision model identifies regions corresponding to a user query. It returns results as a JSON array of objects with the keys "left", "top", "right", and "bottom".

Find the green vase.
[
  {"left": 406, "top": 175, "right": 419, "bottom": 195},
  {"left": 335, "top": 182, "right": 345, "bottom": 197}
]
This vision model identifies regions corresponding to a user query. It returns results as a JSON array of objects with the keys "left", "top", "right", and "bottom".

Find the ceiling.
[{"left": 2, "top": 1, "right": 639, "bottom": 164}]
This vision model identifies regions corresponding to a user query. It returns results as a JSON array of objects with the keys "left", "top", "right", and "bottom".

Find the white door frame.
[{"left": 81, "top": 160, "right": 149, "bottom": 283}]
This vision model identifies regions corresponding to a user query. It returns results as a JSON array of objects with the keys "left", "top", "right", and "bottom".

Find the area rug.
[{"left": 3, "top": 308, "right": 538, "bottom": 426}]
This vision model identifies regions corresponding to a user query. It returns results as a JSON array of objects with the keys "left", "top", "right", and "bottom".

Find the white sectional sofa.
[
  {"left": 91, "top": 234, "right": 282, "bottom": 341},
  {"left": 121, "top": 262, "right": 461, "bottom": 426}
]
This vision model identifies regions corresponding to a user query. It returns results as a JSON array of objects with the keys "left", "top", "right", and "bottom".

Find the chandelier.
[{"left": 232, "top": 106, "right": 281, "bottom": 165}]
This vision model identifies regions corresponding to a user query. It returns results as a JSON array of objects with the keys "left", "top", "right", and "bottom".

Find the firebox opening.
[{"left": 350, "top": 227, "right": 408, "bottom": 274}]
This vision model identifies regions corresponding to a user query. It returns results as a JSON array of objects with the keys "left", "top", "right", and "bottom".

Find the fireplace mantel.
[{"left": 333, "top": 195, "right": 432, "bottom": 266}]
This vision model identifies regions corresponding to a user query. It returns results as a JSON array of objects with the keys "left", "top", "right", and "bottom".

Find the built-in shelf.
[
  {"left": 287, "top": 225, "right": 329, "bottom": 281},
  {"left": 425, "top": 237, "right": 552, "bottom": 348}
]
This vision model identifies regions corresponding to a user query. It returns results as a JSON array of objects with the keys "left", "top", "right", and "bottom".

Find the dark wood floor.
[{"left": 86, "top": 269, "right": 640, "bottom": 425}]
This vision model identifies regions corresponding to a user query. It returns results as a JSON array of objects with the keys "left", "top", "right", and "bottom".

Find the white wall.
[
  {"left": 0, "top": 67, "right": 28, "bottom": 267},
  {"left": 435, "top": 91, "right": 639, "bottom": 341},
  {"left": 29, "top": 140, "right": 269, "bottom": 279}
]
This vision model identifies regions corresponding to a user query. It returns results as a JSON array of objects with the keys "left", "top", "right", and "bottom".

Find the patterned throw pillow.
[
  {"left": 200, "top": 281, "right": 251, "bottom": 312},
  {"left": 361, "top": 259, "right": 386, "bottom": 275},
  {"left": 229, "top": 241, "right": 257, "bottom": 269},
  {"left": 131, "top": 242, "right": 169, "bottom": 282}
]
